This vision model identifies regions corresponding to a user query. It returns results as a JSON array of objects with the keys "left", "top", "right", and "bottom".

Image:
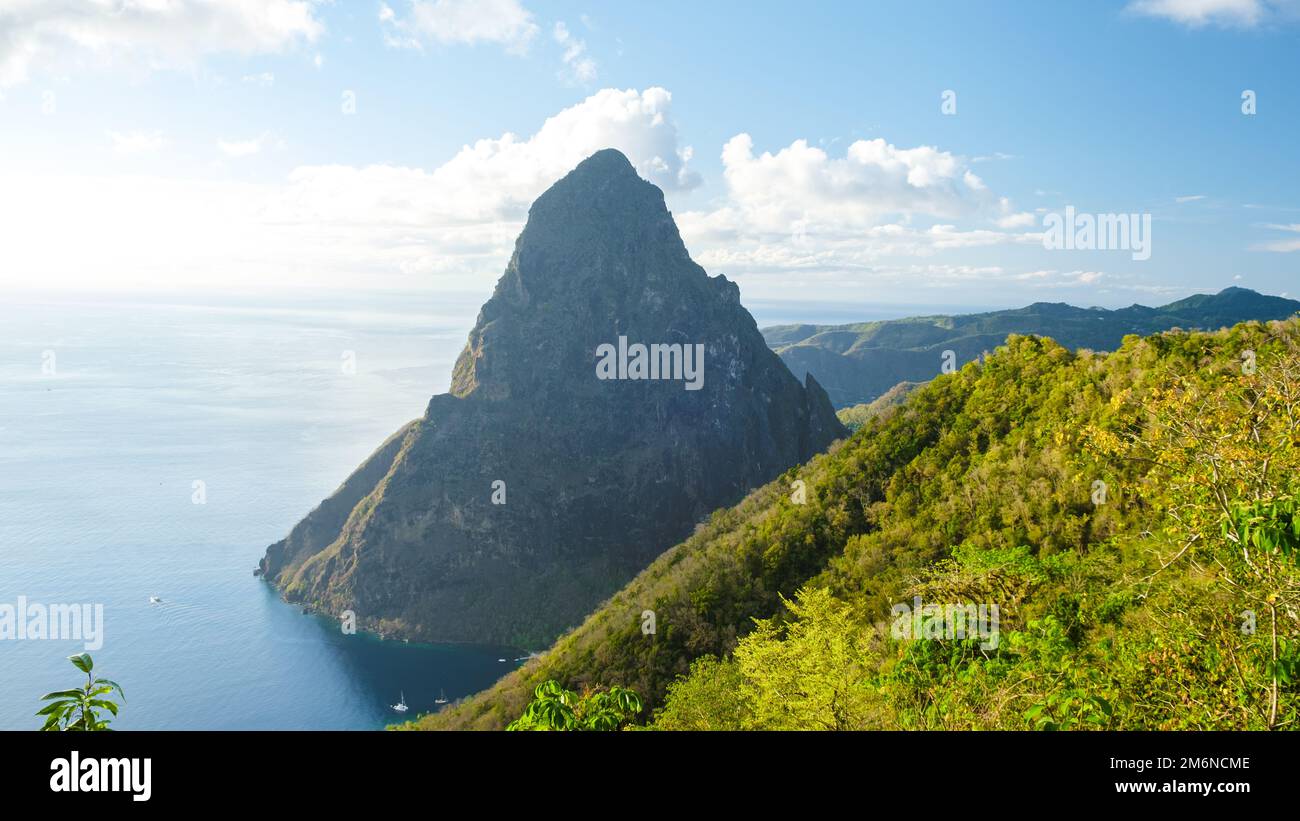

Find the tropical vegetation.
[{"left": 415, "top": 316, "right": 1300, "bottom": 730}]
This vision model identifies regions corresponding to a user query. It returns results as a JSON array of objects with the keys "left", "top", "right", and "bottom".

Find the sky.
[{"left": 0, "top": 0, "right": 1298, "bottom": 309}]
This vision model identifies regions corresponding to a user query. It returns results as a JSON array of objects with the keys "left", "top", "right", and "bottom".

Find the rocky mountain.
[
  {"left": 259, "top": 149, "right": 845, "bottom": 647},
  {"left": 765, "top": 287, "right": 1300, "bottom": 408}
]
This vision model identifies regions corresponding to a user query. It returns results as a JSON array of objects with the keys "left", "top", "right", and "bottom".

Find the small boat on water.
[
  {"left": 149, "top": 596, "right": 163, "bottom": 604},
  {"left": 392, "top": 691, "right": 408, "bottom": 713},
  {"left": 434, "top": 689, "right": 448, "bottom": 705}
]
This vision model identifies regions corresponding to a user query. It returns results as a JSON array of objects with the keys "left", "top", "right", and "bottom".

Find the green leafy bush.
[
  {"left": 37, "top": 653, "right": 124, "bottom": 731},
  {"left": 507, "top": 680, "right": 642, "bottom": 731}
]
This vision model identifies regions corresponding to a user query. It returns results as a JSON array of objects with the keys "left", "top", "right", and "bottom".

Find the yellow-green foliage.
[
  {"left": 650, "top": 319, "right": 1300, "bottom": 730},
  {"left": 731, "top": 588, "right": 882, "bottom": 729},
  {"left": 421, "top": 317, "right": 1300, "bottom": 731}
]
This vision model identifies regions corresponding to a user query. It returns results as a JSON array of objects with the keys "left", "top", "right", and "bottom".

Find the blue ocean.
[{"left": 0, "top": 289, "right": 528, "bottom": 730}]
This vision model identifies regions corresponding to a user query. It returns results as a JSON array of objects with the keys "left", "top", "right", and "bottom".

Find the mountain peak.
[
  {"left": 261, "top": 152, "right": 846, "bottom": 646},
  {"left": 522, "top": 147, "right": 665, "bottom": 232},
  {"left": 574, "top": 147, "right": 637, "bottom": 176},
  {"left": 454, "top": 148, "right": 699, "bottom": 398}
]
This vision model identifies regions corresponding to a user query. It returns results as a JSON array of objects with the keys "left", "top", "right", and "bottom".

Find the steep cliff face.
[{"left": 260, "top": 149, "right": 846, "bottom": 646}]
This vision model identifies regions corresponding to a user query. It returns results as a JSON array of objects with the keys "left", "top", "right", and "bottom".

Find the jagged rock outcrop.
[{"left": 260, "top": 149, "right": 845, "bottom": 646}]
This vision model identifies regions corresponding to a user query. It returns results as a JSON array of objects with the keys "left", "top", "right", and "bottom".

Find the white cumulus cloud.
[
  {"left": 1, "top": 87, "right": 699, "bottom": 290},
  {"left": 379, "top": 0, "right": 537, "bottom": 52},
  {"left": 0, "top": 0, "right": 324, "bottom": 87},
  {"left": 677, "top": 134, "right": 1031, "bottom": 276},
  {"left": 416, "top": 86, "right": 700, "bottom": 204},
  {"left": 4, "top": 84, "right": 1042, "bottom": 300},
  {"left": 709, "top": 135, "right": 989, "bottom": 234}
]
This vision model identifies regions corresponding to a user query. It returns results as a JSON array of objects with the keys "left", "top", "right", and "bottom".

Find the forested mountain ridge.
[
  {"left": 410, "top": 315, "right": 1300, "bottom": 730},
  {"left": 764, "top": 287, "right": 1300, "bottom": 408}
]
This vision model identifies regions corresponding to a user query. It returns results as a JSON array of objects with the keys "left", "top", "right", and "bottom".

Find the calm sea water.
[{"left": 0, "top": 289, "right": 529, "bottom": 730}]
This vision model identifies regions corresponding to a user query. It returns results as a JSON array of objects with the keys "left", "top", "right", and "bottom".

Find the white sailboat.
[
  {"left": 434, "top": 689, "right": 448, "bottom": 705},
  {"left": 392, "top": 691, "right": 408, "bottom": 712}
]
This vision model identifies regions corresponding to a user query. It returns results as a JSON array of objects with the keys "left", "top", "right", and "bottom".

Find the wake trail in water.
[{"left": 149, "top": 599, "right": 223, "bottom": 627}]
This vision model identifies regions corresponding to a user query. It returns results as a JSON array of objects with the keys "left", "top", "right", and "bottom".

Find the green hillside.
[
  {"left": 409, "top": 316, "right": 1300, "bottom": 730},
  {"left": 836, "top": 380, "right": 923, "bottom": 430},
  {"left": 764, "top": 287, "right": 1300, "bottom": 408}
]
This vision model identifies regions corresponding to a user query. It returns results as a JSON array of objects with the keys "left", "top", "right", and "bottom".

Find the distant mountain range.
[{"left": 763, "top": 287, "right": 1300, "bottom": 409}]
